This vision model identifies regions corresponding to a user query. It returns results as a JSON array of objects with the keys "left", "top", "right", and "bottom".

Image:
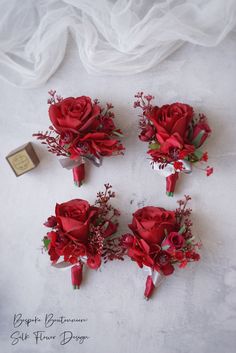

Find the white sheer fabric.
[{"left": 0, "top": 0, "right": 235, "bottom": 87}]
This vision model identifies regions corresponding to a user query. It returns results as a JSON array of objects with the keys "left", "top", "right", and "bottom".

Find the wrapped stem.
[
  {"left": 71, "top": 263, "right": 83, "bottom": 289},
  {"left": 166, "top": 172, "right": 179, "bottom": 197},
  {"left": 144, "top": 271, "right": 163, "bottom": 300},
  {"left": 73, "top": 163, "right": 85, "bottom": 187},
  {"left": 144, "top": 275, "right": 155, "bottom": 300}
]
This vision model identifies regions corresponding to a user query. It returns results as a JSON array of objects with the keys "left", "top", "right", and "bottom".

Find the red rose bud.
[
  {"left": 192, "top": 122, "right": 211, "bottom": 148},
  {"left": 87, "top": 254, "right": 102, "bottom": 270},
  {"left": 122, "top": 234, "right": 135, "bottom": 248},
  {"left": 44, "top": 216, "right": 57, "bottom": 228},
  {"left": 144, "top": 275, "right": 155, "bottom": 300},
  {"left": 71, "top": 263, "right": 83, "bottom": 289},
  {"left": 162, "top": 232, "right": 185, "bottom": 252},
  {"left": 73, "top": 163, "right": 85, "bottom": 187},
  {"left": 166, "top": 172, "right": 179, "bottom": 197},
  {"left": 103, "top": 221, "right": 118, "bottom": 238},
  {"left": 139, "top": 125, "right": 155, "bottom": 142}
]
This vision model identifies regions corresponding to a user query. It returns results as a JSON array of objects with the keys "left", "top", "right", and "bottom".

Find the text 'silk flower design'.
[
  {"left": 34, "top": 90, "right": 124, "bottom": 186},
  {"left": 134, "top": 92, "right": 213, "bottom": 196},
  {"left": 42, "top": 184, "right": 125, "bottom": 289},
  {"left": 122, "top": 196, "right": 201, "bottom": 299}
]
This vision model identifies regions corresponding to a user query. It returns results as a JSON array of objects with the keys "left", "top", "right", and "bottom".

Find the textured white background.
[{"left": 1, "top": 33, "right": 236, "bottom": 353}]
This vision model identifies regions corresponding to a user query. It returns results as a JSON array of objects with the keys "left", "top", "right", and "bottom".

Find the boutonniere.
[
  {"left": 34, "top": 90, "right": 124, "bottom": 186},
  {"left": 122, "top": 196, "right": 201, "bottom": 299},
  {"left": 134, "top": 92, "right": 213, "bottom": 196},
  {"left": 42, "top": 184, "right": 124, "bottom": 289}
]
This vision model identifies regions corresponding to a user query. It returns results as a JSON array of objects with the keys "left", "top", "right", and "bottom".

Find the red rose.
[
  {"left": 139, "top": 124, "right": 155, "bottom": 142},
  {"left": 103, "top": 221, "right": 118, "bottom": 238},
  {"left": 162, "top": 232, "right": 185, "bottom": 252},
  {"left": 192, "top": 122, "right": 211, "bottom": 148},
  {"left": 129, "top": 206, "right": 177, "bottom": 244},
  {"left": 49, "top": 96, "right": 101, "bottom": 133},
  {"left": 149, "top": 103, "right": 193, "bottom": 136},
  {"left": 122, "top": 234, "right": 136, "bottom": 248},
  {"left": 44, "top": 216, "right": 57, "bottom": 228},
  {"left": 147, "top": 103, "right": 195, "bottom": 160},
  {"left": 55, "top": 199, "right": 98, "bottom": 242}
]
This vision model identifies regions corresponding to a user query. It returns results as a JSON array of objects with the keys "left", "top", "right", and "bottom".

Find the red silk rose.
[
  {"left": 49, "top": 96, "right": 101, "bottom": 133},
  {"left": 129, "top": 206, "right": 176, "bottom": 244},
  {"left": 192, "top": 121, "right": 211, "bottom": 148},
  {"left": 103, "top": 221, "right": 118, "bottom": 238},
  {"left": 55, "top": 199, "right": 98, "bottom": 242},
  {"left": 147, "top": 103, "right": 195, "bottom": 161},
  {"left": 162, "top": 232, "right": 185, "bottom": 253},
  {"left": 148, "top": 103, "right": 193, "bottom": 140}
]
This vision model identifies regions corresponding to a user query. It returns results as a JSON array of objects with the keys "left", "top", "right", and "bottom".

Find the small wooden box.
[{"left": 6, "top": 142, "right": 40, "bottom": 176}]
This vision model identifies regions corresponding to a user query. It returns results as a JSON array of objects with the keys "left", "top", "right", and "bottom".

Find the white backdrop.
[
  {"left": 0, "top": 0, "right": 236, "bottom": 87},
  {"left": 0, "top": 29, "right": 236, "bottom": 353}
]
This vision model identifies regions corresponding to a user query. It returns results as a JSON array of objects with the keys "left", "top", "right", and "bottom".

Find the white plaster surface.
[{"left": 0, "top": 32, "right": 236, "bottom": 353}]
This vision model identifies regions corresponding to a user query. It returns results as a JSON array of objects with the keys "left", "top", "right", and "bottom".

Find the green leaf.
[
  {"left": 194, "top": 149, "right": 203, "bottom": 161},
  {"left": 112, "top": 131, "right": 123, "bottom": 138},
  {"left": 43, "top": 238, "right": 51, "bottom": 250},
  {"left": 149, "top": 142, "right": 160, "bottom": 150},
  {"left": 162, "top": 245, "right": 170, "bottom": 251},
  {"left": 192, "top": 130, "right": 205, "bottom": 148},
  {"left": 186, "top": 236, "right": 195, "bottom": 244},
  {"left": 178, "top": 225, "right": 186, "bottom": 234}
]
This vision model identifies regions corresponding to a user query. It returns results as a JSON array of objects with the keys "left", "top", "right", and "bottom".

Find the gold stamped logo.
[{"left": 8, "top": 150, "right": 34, "bottom": 176}]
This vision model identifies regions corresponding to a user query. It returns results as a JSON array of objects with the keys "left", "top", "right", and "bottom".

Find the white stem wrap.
[
  {"left": 144, "top": 266, "right": 164, "bottom": 287},
  {"left": 151, "top": 159, "right": 192, "bottom": 178},
  {"left": 52, "top": 256, "right": 87, "bottom": 271}
]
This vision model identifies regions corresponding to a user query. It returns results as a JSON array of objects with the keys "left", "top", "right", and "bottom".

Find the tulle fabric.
[{"left": 0, "top": 0, "right": 235, "bottom": 87}]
